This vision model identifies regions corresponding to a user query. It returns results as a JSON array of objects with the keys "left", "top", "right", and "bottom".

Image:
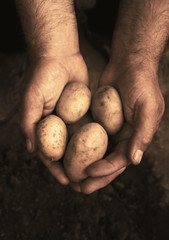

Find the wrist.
[
  {"left": 110, "top": 31, "right": 163, "bottom": 71},
  {"left": 27, "top": 52, "right": 88, "bottom": 86},
  {"left": 109, "top": 40, "right": 158, "bottom": 77},
  {"left": 29, "top": 22, "right": 80, "bottom": 60},
  {"left": 102, "top": 49, "right": 159, "bottom": 90},
  {"left": 109, "top": 0, "right": 169, "bottom": 71},
  {"left": 16, "top": 0, "right": 79, "bottom": 59}
]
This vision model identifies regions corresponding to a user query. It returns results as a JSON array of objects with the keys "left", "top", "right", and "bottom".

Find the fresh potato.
[
  {"left": 64, "top": 122, "right": 108, "bottom": 182},
  {"left": 56, "top": 81, "right": 91, "bottom": 124},
  {"left": 67, "top": 112, "right": 92, "bottom": 139},
  {"left": 36, "top": 115, "right": 68, "bottom": 161},
  {"left": 91, "top": 85, "right": 123, "bottom": 135}
]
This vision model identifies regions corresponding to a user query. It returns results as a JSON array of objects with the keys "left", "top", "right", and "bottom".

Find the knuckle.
[
  {"left": 144, "top": 95, "right": 165, "bottom": 131},
  {"left": 141, "top": 135, "right": 152, "bottom": 146},
  {"left": 149, "top": 94, "right": 165, "bottom": 118}
]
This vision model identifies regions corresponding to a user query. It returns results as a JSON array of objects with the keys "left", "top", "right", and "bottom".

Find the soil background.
[{"left": 0, "top": 1, "right": 169, "bottom": 240}]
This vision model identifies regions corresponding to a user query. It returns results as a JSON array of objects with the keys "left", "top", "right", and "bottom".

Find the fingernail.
[
  {"left": 26, "top": 139, "right": 33, "bottom": 152},
  {"left": 133, "top": 149, "right": 143, "bottom": 165}
]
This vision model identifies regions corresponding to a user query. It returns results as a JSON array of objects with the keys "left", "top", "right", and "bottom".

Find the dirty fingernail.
[{"left": 133, "top": 149, "right": 143, "bottom": 165}]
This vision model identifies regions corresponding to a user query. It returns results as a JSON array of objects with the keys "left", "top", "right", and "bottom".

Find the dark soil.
[
  {"left": 0, "top": 119, "right": 169, "bottom": 240},
  {"left": 0, "top": 1, "right": 169, "bottom": 239}
]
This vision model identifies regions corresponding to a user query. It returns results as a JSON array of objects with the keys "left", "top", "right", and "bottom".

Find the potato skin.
[
  {"left": 37, "top": 115, "right": 67, "bottom": 161},
  {"left": 56, "top": 81, "right": 91, "bottom": 124},
  {"left": 67, "top": 113, "right": 92, "bottom": 139},
  {"left": 64, "top": 122, "right": 108, "bottom": 182},
  {"left": 91, "top": 85, "right": 123, "bottom": 135}
]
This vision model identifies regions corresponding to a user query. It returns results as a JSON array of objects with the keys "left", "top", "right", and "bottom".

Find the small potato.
[
  {"left": 37, "top": 115, "right": 67, "bottom": 161},
  {"left": 91, "top": 85, "right": 123, "bottom": 135},
  {"left": 67, "top": 113, "right": 92, "bottom": 139},
  {"left": 56, "top": 81, "right": 91, "bottom": 124},
  {"left": 64, "top": 122, "right": 108, "bottom": 182}
]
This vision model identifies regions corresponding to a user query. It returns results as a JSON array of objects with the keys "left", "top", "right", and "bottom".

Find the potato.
[
  {"left": 36, "top": 115, "right": 68, "bottom": 161},
  {"left": 67, "top": 112, "right": 92, "bottom": 139},
  {"left": 56, "top": 81, "right": 91, "bottom": 124},
  {"left": 64, "top": 122, "right": 108, "bottom": 182},
  {"left": 91, "top": 85, "right": 123, "bottom": 135}
]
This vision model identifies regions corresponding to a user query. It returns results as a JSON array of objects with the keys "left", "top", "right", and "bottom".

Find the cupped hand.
[
  {"left": 72, "top": 59, "right": 165, "bottom": 194},
  {"left": 20, "top": 53, "right": 88, "bottom": 185}
]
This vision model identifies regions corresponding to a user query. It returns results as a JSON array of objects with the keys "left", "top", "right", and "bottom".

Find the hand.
[
  {"left": 70, "top": 0, "right": 169, "bottom": 194},
  {"left": 71, "top": 58, "right": 165, "bottom": 194},
  {"left": 20, "top": 53, "right": 88, "bottom": 185}
]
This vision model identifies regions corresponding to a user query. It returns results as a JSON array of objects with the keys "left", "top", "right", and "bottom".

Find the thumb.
[
  {"left": 128, "top": 101, "right": 163, "bottom": 165},
  {"left": 20, "top": 85, "right": 44, "bottom": 152}
]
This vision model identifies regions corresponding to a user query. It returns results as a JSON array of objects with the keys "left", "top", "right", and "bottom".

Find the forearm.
[
  {"left": 111, "top": 0, "right": 169, "bottom": 69},
  {"left": 15, "top": 0, "right": 79, "bottom": 59}
]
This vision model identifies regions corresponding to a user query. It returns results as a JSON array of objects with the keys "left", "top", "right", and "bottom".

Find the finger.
[
  {"left": 80, "top": 167, "right": 126, "bottom": 195},
  {"left": 20, "top": 84, "right": 44, "bottom": 152},
  {"left": 87, "top": 124, "right": 132, "bottom": 177},
  {"left": 68, "top": 54, "right": 89, "bottom": 86},
  {"left": 41, "top": 72, "right": 69, "bottom": 116},
  {"left": 39, "top": 151, "right": 70, "bottom": 185},
  {"left": 70, "top": 182, "right": 81, "bottom": 192},
  {"left": 86, "top": 152, "right": 129, "bottom": 177},
  {"left": 128, "top": 101, "right": 163, "bottom": 165}
]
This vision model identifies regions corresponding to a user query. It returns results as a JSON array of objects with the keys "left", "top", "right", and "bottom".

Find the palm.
[
  {"left": 21, "top": 53, "right": 88, "bottom": 185},
  {"left": 70, "top": 66, "right": 165, "bottom": 194}
]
